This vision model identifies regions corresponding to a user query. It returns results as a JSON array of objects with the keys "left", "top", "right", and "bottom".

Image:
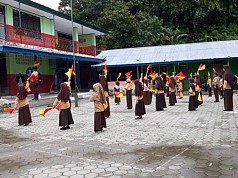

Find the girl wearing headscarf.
[
  {"left": 166, "top": 76, "right": 170, "bottom": 97},
  {"left": 99, "top": 75, "right": 110, "bottom": 118},
  {"left": 114, "top": 81, "right": 121, "bottom": 105},
  {"left": 14, "top": 80, "right": 32, "bottom": 126},
  {"left": 195, "top": 74, "right": 203, "bottom": 106},
  {"left": 53, "top": 83, "right": 74, "bottom": 130},
  {"left": 134, "top": 80, "right": 146, "bottom": 119},
  {"left": 207, "top": 72, "right": 212, "bottom": 97},
  {"left": 155, "top": 75, "right": 166, "bottom": 111},
  {"left": 124, "top": 78, "right": 133, "bottom": 109},
  {"left": 213, "top": 72, "right": 220, "bottom": 102},
  {"left": 90, "top": 83, "right": 107, "bottom": 132},
  {"left": 143, "top": 77, "right": 152, "bottom": 105},
  {"left": 177, "top": 80, "right": 183, "bottom": 99},
  {"left": 223, "top": 65, "right": 234, "bottom": 111},
  {"left": 169, "top": 76, "right": 177, "bottom": 106},
  {"left": 188, "top": 78, "right": 197, "bottom": 111}
]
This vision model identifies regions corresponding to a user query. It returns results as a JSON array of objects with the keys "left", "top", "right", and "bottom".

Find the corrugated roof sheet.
[{"left": 95, "top": 40, "right": 238, "bottom": 67}]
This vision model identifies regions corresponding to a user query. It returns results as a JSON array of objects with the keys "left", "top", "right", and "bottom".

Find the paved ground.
[{"left": 0, "top": 93, "right": 238, "bottom": 178}]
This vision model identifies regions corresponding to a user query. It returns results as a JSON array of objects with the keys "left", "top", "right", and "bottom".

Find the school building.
[
  {"left": 0, "top": 0, "right": 106, "bottom": 96},
  {"left": 95, "top": 40, "right": 238, "bottom": 90}
]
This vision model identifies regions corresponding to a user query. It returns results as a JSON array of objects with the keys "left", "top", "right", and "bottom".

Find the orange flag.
[
  {"left": 38, "top": 107, "right": 54, "bottom": 117},
  {"left": 125, "top": 71, "right": 132, "bottom": 78},
  {"left": 176, "top": 71, "right": 186, "bottom": 81},
  {"left": 103, "top": 64, "right": 108, "bottom": 76},
  {"left": 65, "top": 65, "right": 75, "bottom": 79},
  {"left": 4, "top": 108, "right": 15, "bottom": 114},
  {"left": 114, "top": 92, "right": 123, "bottom": 98},
  {"left": 198, "top": 64, "right": 205, "bottom": 71}
]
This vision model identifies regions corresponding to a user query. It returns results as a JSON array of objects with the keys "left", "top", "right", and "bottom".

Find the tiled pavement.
[{"left": 0, "top": 93, "right": 238, "bottom": 178}]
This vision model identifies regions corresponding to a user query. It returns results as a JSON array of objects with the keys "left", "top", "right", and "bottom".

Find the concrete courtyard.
[{"left": 0, "top": 94, "right": 238, "bottom": 178}]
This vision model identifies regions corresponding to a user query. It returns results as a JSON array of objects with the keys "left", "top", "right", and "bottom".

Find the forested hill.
[{"left": 58, "top": 0, "right": 238, "bottom": 50}]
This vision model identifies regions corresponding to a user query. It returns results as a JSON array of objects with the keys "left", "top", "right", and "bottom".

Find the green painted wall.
[
  {"left": 229, "top": 59, "right": 238, "bottom": 75},
  {"left": 79, "top": 34, "right": 96, "bottom": 46},
  {"left": 6, "top": 53, "right": 55, "bottom": 75},
  {"left": 73, "top": 27, "right": 78, "bottom": 41},
  {"left": 40, "top": 17, "right": 55, "bottom": 35},
  {"left": 5, "top": 5, "right": 13, "bottom": 25}
]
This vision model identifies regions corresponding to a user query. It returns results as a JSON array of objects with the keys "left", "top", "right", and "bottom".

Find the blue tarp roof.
[
  {"left": 95, "top": 40, "right": 238, "bottom": 67},
  {"left": 0, "top": 44, "right": 104, "bottom": 63}
]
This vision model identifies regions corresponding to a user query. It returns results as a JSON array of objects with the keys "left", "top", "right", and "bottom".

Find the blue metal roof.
[
  {"left": 0, "top": 44, "right": 104, "bottom": 63},
  {"left": 95, "top": 40, "right": 238, "bottom": 67}
]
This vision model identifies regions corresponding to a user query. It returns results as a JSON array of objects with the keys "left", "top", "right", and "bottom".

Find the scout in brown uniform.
[
  {"left": 155, "top": 75, "right": 166, "bottom": 111},
  {"left": 223, "top": 65, "right": 234, "bottom": 111},
  {"left": 195, "top": 74, "right": 203, "bottom": 106},
  {"left": 124, "top": 78, "right": 133, "bottom": 109},
  {"left": 14, "top": 80, "right": 32, "bottom": 126},
  {"left": 90, "top": 83, "right": 107, "bottom": 132},
  {"left": 169, "top": 76, "right": 177, "bottom": 106},
  {"left": 99, "top": 75, "right": 110, "bottom": 118},
  {"left": 177, "top": 80, "right": 183, "bottom": 99},
  {"left": 114, "top": 81, "right": 121, "bottom": 105},
  {"left": 53, "top": 83, "right": 74, "bottom": 130},
  {"left": 134, "top": 80, "right": 146, "bottom": 119},
  {"left": 213, "top": 72, "right": 220, "bottom": 102},
  {"left": 188, "top": 78, "right": 196, "bottom": 111},
  {"left": 143, "top": 77, "right": 152, "bottom": 105},
  {"left": 219, "top": 75, "right": 224, "bottom": 99},
  {"left": 207, "top": 72, "right": 212, "bottom": 97}
]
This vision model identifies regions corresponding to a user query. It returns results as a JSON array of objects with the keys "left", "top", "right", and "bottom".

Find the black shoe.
[
  {"left": 66, "top": 126, "right": 70, "bottom": 129},
  {"left": 214, "top": 101, "right": 219, "bottom": 102},
  {"left": 18, "top": 124, "right": 23, "bottom": 126},
  {"left": 24, "top": 123, "right": 29, "bottom": 126},
  {"left": 60, "top": 127, "right": 67, "bottom": 130}
]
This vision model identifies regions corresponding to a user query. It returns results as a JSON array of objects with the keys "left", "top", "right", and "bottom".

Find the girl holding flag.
[
  {"left": 124, "top": 71, "right": 133, "bottom": 109},
  {"left": 53, "top": 83, "right": 74, "bottom": 130},
  {"left": 90, "top": 83, "right": 107, "bottom": 132},
  {"left": 14, "top": 80, "right": 32, "bottom": 126},
  {"left": 134, "top": 80, "right": 146, "bottom": 119}
]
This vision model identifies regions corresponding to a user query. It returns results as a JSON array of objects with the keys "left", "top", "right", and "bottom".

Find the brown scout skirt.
[
  {"left": 19, "top": 104, "right": 32, "bottom": 125},
  {"left": 59, "top": 108, "right": 74, "bottom": 126},
  {"left": 135, "top": 99, "right": 146, "bottom": 116},
  {"left": 224, "top": 89, "right": 233, "bottom": 111},
  {"left": 156, "top": 93, "right": 166, "bottom": 111},
  {"left": 94, "top": 112, "right": 106, "bottom": 132},
  {"left": 126, "top": 90, "right": 132, "bottom": 109}
]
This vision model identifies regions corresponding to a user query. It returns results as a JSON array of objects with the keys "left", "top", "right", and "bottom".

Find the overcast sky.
[{"left": 31, "top": 0, "right": 61, "bottom": 10}]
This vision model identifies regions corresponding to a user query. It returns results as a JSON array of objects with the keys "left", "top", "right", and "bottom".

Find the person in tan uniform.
[
  {"left": 99, "top": 75, "right": 110, "bottom": 118},
  {"left": 169, "top": 76, "right": 177, "bottom": 106},
  {"left": 124, "top": 78, "right": 133, "bottom": 109},
  {"left": 134, "top": 80, "right": 146, "bottom": 119},
  {"left": 14, "top": 80, "right": 32, "bottom": 126},
  {"left": 213, "top": 72, "right": 220, "bottom": 102},
  {"left": 223, "top": 65, "right": 234, "bottom": 111},
  {"left": 53, "top": 83, "right": 74, "bottom": 130},
  {"left": 90, "top": 83, "right": 107, "bottom": 132},
  {"left": 207, "top": 72, "right": 212, "bottom": 97},
  {"left": 188, "top": 78, "right": 196, "bottom": 111},
  {"left": 177, "top": 80, "right": 183, "bottom": 99}
]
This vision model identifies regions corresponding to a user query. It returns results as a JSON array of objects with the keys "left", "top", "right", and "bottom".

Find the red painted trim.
[{"left": 2, "top": 24, "right": 96, "bottom": 56}]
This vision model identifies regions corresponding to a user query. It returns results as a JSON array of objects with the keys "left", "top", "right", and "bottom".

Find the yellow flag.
[
  {"left": 116, "top": 93, "right": 123, "bottom": 98},
  {"left": 103, "top": 102, "right": 108, "bottom": 109},
  {"left": 198, "top": 93, "right": 202, "bottom": 101}
]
